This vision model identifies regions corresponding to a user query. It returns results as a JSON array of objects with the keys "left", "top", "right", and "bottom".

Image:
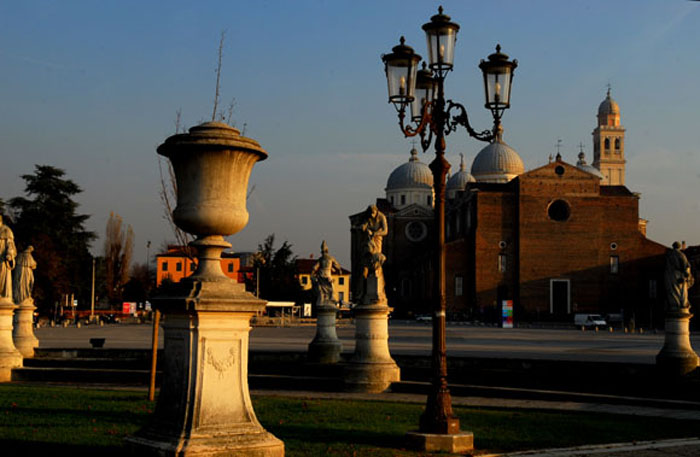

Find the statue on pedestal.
[
  {"left": 656, "top": 240, "right": 698, "bottom": 376},
  {"left": 664, "top": 241, "right": 694, "bottom": 312},
  {"left": 311, "top": 241, "right": 341, "bottom": 306},
  {"left": 307, "top": 241, "right": 343, "bottom": 364},
  {"left": 0, "top": 216, "right": 17, "bottom": 302},
  {"left": 13, "top": 246, "right": 36, "bottom": 305},
  {"left": 353, "top": 205, "right": 388, "bottom": 304}
]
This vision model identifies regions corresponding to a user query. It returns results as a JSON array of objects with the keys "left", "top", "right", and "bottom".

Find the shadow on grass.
[
  {"left": 266, "top": 423, "right": 406, "bottom": 450},
  {"left": 3, "top": 440, "right": 123, "bottom": 456}
]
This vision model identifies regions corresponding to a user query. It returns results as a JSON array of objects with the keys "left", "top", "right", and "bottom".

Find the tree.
[
  {"left": 253, "top": 234, "right": 301, "bottom": 302},
  {"left": 9, "top": 165, "right": 95, "bottom": 314},
  {"left": 104, "top": 212, "right": 134, "bottom": 304}
]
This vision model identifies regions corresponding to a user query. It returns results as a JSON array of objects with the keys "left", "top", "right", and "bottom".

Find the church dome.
[
  {"left": 576, "top": 150, "right": 604, "bottom": 179},
  {"left": 471, "top": 138, "right": 524, "bottom": 183},
  {"left": 598, "top": 88, "right": 620, "bottom": 117},
  {"left": 386, "top": 147, "right": 433, "bottom": 191},
  {"left": 447, "top": 153, "right": 475, "bottom": 198}
]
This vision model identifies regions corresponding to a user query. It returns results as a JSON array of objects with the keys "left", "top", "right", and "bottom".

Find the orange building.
[{"left": 156, "top": 246, "right": 240, "bottom": 286}]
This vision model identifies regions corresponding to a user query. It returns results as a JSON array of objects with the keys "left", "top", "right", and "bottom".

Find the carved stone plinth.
[
  {"left": 656, "top": 311, "right": 698, "bottom": 376},
  {"left": 126, "top": 278, "right": 284, "bottom": 457},
  {"left": 405, "top": 431, "right": 474, "bottom": 454},
  {"left": 0, "top": 299, "right": 22, "bottom": 382},
  {"left": 13, "top": 300, "right": 38, "bottom": 358},
  {"left": 344, "top": 273, "right": 399, "bottom": 393},
  {"left": 307, "top": 303, "right": 342, "bottom": 364}
]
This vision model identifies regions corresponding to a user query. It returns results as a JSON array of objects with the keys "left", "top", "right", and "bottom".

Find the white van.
[{"left": 574, "top": 314, "right": 607, "bottom": 329}]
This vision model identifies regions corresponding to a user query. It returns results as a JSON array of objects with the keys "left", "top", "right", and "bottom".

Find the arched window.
[
  {"left": 604, "top": 138, "right": 610, "bottom": 151},
  {"left": 614, "top": 138, "right": 620, "bottom": 150}
]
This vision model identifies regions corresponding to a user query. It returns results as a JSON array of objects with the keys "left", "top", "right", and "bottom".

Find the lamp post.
[{"left": 382, "top": 6, "right": 517, "bottom": 450}]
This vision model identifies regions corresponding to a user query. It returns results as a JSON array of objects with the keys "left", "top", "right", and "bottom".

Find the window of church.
[
  {"left": 401, "top": 195, "right": 406, "bottom": 205},
  {"left": 604, "top": 138, "right": 610, "bottom": 152},
  {"left": 547, "top": 200, "right": 571, "bottom": 222},
  {"left": 227, "top": 263, "right": 233, "bottom": 273},
  {"left": 339, "top": 277, "right": 345, "bottom": 285},
  {"left": 614, "top": 138, "right": 620, "bottom": 150},
  {"left": 427, "top": 195, "right": 432, "bottom": 206},
  {"left": 162, "top": 261, "right": 168, "bottom": 272},
  {"left": 390, "top": 196, "right": 394, "bottom": 205},
  {"left": 555, "top": 165, "right": 565, "bottom": 176},
  {"left": 455, "top": 276, "right": 463, "bottom": 297},
  {"left": 405, "top": 221, "right": 428, "bottom": 242},
  {"left": 176, "top": 262, "right": 182, "bottom": 272},
  {"left": 610, "top": 255, "right": 619, "bottom": 274}
]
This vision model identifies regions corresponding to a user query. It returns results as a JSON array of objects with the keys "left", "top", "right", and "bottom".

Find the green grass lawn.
[{"left": 0, "top": 384, "right": 698, "bottom": 456}]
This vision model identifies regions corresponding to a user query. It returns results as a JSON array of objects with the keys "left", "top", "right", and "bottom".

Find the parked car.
[
  {"left": 574, "top": 313, "right": 607, "bottom": 329},
  {"left": 415, "top": 314, "right": 432, "bottom": 323}
]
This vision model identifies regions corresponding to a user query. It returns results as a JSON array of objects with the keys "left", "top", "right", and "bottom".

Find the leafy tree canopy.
[
  {"left": 253, "top": 234, "right": 301, "bottom": 302},
  {"left": 9, "top": 165, "right": 95, "bottom": 314}
]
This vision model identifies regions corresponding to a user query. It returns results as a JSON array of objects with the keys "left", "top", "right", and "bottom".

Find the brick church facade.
[{"left": 351, "top": 90, "right": 670, "bottom": 325}]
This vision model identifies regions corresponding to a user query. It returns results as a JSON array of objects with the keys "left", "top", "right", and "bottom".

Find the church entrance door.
[{"left": 550, "top": 279, "right": 570, "bottom": 316}]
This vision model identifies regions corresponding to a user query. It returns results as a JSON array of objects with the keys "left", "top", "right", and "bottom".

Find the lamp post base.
[
  {"left": 656, "top": 312, "right": 698, "bottom": 376},
  {"left": 405, "top": 431, "right": 474, "bottom": 454}
]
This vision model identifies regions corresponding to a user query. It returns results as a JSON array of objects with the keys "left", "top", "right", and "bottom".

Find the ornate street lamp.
[{"left": 382, "top": 5, "right": 517, "bottom": 451}]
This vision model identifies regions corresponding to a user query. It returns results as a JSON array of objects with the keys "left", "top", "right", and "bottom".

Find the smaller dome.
[
  {"left": 386, "top": 147, "right": 433, "bottom": 190},
  {"left": 471, "top": 138, "right": 524, "bottom": 183},
  {"left": 447, "top": 153, "right": 476, "bottom": 192},
  {"left": 598, "top": 88, "right": 620, "bottom": 117},
  {"left": 576, "top": 150, "right": 604, "bottom": 179}
]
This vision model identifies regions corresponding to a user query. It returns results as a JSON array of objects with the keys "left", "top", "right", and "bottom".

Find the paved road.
[{"left": 34, "top": 322, "right": 699, "bottom": 364}]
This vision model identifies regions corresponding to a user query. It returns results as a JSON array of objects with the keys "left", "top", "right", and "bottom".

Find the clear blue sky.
[{"left": 1, "top": 0, "right": 699, "bottom": 267}]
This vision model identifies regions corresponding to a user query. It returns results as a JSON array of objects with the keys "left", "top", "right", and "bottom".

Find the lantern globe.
[
  {"left": 382, "top": 36, "right": 422, "bottom": 110},
  {"left": 421, "top": 6, "right": 460, "bottom": 73},
  {"left": 479, "top": 44, "right": 518, "bottom": 112},
  {"left": 411, "top": 62, "right": 436, "bottom": 121}
]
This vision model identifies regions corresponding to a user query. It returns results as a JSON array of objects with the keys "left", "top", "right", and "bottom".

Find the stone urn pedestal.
[
  {"left": 307, "top": 303, "right": 342, "bottom": 364},
  {"left": 13, "top": 299, "right": 39, "bottom": 358},
  {"left": 656, "top": 311, "right": 698, "bottom": 376},
  {"left": 344, "top": 274, "right": 400, "bottom": 393},
  {"left": 0, "top": 299, "right": 22, "bottom": 382},
  {"left": 125, "top": 122, "right": 283, "bottom": 456}
]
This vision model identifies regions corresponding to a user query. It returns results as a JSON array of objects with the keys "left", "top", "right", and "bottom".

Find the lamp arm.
[
  {"left": 398, "top": 101, "right": 433, "bottom": 152},
  {"left": 445, "top": 101, "right": 494, "bottom": 143}
]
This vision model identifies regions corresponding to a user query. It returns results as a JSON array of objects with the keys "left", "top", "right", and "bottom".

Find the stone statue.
[
  {"left": 0, "top": 215, "right": 17, "bottom": 301},
  {"left": 311, "top": 241, "right": 341, "bottom": 306},
  {"left": 664, "top": 241, "right": 694, "bottom": 312},
  {"left": 353, "top": 205, "right": 388, "bottom": 303},
  {"left": 13, "top": 246, "right": 36, "bottom": 304}
]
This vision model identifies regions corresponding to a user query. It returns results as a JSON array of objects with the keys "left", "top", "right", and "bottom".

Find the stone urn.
[{"left": 126, "top": 122, "right": 284, "bottom": 457}]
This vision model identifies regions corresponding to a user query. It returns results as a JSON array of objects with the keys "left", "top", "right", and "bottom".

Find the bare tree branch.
[{"left": 211, "top": 30, "right": 226, "bottom": 122}]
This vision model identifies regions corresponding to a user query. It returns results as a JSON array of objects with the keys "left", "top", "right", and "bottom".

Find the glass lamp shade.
[
  {"left": 479, "top": 44, "right": 518, "bottom": 111},
  {"left": 382, "top": 36, "right": 421, "bottom": 109},
  {"left": 411, "top": 63, "right": 435, "bottom": 121},
  {"left": 422, "top": 6, "right": 460, "bottom": 72}
]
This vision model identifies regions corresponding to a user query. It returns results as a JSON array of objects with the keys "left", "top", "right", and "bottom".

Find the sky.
[{"left": 1, "top": 0, "right": 699, "bottom": 268}]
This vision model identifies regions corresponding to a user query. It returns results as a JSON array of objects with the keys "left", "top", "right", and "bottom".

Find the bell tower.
[{"left": 592, "top": 87, "right": 626, "bottom": 185}]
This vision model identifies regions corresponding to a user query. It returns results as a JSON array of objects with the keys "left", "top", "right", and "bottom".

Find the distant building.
[
  {"left": 295, "top": 257, "right": 351, "bottom": 305},
  {"left": 156, "top": 246, "right": 240, "bottom": 286},
  {"left": 351, "top": 89, "right": 668, "bottom": 325}
]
